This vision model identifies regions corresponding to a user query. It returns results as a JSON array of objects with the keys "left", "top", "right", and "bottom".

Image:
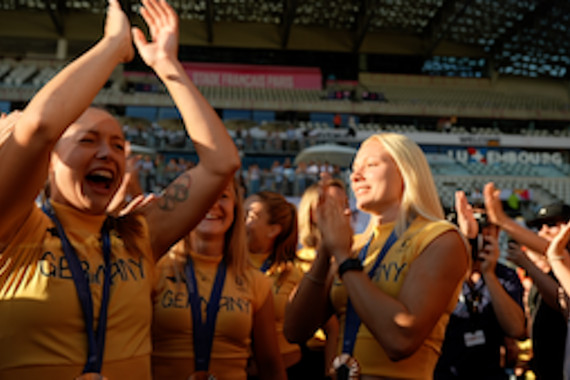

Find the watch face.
[
  {"left": 75, "top": 374, "right": 107, "bottom": 380},
  {"left": 332, "top": 353, "right": 360, "bottom": 380}
]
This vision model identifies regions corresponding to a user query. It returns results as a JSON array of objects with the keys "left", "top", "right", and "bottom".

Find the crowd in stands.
[
  {"left": 119, "top": 117, "right": 570, "bottom": 155},
  {"left": 135, "top": 152, "right": 348, "bottom": 199}
]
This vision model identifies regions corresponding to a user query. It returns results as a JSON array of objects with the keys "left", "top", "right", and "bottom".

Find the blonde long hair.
[
  {"left": 298, "top": 178, "right": 346, "bottom": 249},
  {"left": 355, "top": 133, "right": 444, "bottom": 246}
]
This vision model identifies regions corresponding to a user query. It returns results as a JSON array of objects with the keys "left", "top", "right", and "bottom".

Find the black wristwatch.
[{"left": 338, "top": 258, "right": 363, "bottom": 278}]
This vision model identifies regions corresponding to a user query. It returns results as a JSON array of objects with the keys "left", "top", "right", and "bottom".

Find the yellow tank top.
[
  {"left": 0, "top": 202, "right": 154, "bottom": 379},
  {"left": 330, "top": 217, "right": 463, "bottom": 379},
  {"left": 249, "top": 252, "right": 303, "bottom": 358},
  {"left": 153, "top": 247, "right": 272, "bottom": 379}
]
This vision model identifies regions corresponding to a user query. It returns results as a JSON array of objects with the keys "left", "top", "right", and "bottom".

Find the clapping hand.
[
  {"left": 314, "top": 180, "right": 353, "bottom": 261},
  {"left": 132, "top": 0, "right": 179, "bottom": 68},
  {"left": 505, "top": 239, "right": 528, "bottom": 268},
  {"left": 455, "top": 190, "right": 478, "bottom": 239},
  {"left": 483, "top": 182, "right": 508, "bottom": 226},
  {"left": 104, "top": 0, "right": 134, "bottom": 63},
  {"left": 0, "top": 111, "right": 21, "bottom": 146},
  {"left": 546, "top": 221, "right": 570, "bottom": 261}
]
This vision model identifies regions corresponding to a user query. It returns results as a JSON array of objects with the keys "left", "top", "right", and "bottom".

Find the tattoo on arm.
[
  {"left": 165, "top": 74, "right": 182, "bottom": 82},
  {"left": 157, "top": 172, "right": 192, "bottom": 212}
]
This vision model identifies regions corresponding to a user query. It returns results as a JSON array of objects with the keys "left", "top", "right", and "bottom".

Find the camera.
[
  {"left": 473, "top": 211, "right": 489, "bottom": 230},
  {"left": 471, "top": 211, "right": 490, "bottom": 261}
]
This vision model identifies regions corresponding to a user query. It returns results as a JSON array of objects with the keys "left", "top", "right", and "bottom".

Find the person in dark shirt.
[{"left": 434, "top": 191, "right": 526, "bottom": 380}]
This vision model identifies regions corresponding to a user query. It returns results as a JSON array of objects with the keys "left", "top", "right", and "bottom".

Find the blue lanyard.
[
  {"left": 185, "top": 257, "right": 227, "bottom": 372},
  {"left": 41, "top": 201, "right": 112, "bottom": 374},
  {"left": 342, "top": 229, "right": 398, "bottom": 356},
  {"left": 260, "top": 255, "right": 273, "bottom": 273}
]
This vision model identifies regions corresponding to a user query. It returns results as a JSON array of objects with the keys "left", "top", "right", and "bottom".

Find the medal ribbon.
[
  {"left": 185, "top": 257, "right": 227, "bottom": 372},
  {"left": 342, "top": 229, "right": 398, "bottom": 356},
  {"left": 42, "top": 201, "right": 112, "bottom": 374},
  {"left": 259, "top": 255, "right": 273, "bottom": 273}
]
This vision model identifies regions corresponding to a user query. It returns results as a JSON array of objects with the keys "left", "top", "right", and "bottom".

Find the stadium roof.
[{"left": 0, "top": 0, "right": 569, "bottom": 79}]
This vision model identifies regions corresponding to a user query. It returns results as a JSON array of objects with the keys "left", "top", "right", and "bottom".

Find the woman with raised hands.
[
  {"left": 0, "top": 0, "right": 240, "bottom": 379},
  {"left": 483, "top": 182, "right": 570, "bottom": 295},
  {"left": 284, "top": 133, "right": 469, "bottom": 379}
]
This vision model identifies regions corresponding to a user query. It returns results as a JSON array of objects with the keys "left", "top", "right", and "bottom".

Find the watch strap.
[{"left": 338, "top": 258, "right": 363, "bottom": 278}]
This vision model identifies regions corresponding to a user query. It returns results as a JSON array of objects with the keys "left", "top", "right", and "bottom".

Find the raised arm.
[
  {"left": 546, "top": 221, "right": 570, "bottom": 297},
  {"left": 284, "top": 247, "right": 336, "bottom": 344},
  {"left": 484, "top": 182, "right": 549, "bottom": 254},
  {"left": 284, "top": 191, "right": 344, "bottom": 344},
  {"left": 479, "top": 234, "right": 526, "bottom": 339},
  {"left": 507, "top": 243, "right": 566, "bottom": 317},
  {"left": 0, "top": 0, "right": 133, "bottom": 242},
  {"left": 458, "top": 187, "right": 526, "bottom": 338},
  {"left": 132, "top": 0, "right": 240, "bottom": 258}
]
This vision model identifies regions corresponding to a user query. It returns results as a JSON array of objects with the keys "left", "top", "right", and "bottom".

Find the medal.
[
  {"left": 332, "top": 353, "right": 360, "bottom": 380},
  {"left": 75, "top": 373, "right": 108, "bottom": 380},
  {"left": 188, "top": 371, "right": 217, "bottom": 380}
]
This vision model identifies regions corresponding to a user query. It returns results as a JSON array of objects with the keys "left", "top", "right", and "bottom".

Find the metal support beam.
[
  {"left": 281, "top": 0, "right": 297, "bottom": 49},
  {"left": 424, "top": 0, "right": 472, "bottom": 57},
  {"left": 205, "top": 0, "right": 214, "bottom": 44},
  {"left": 352, "top": 0, "right": 372, "bottom": 53},
  {"left": 121, "top": 0, "right": 137, "bottom": 19},
  {"left": 45, "top": 0, "right": 64, "bottom": 36}
]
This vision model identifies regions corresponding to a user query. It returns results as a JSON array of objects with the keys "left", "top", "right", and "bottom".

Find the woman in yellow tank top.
[
  {"left": 244, "top": 191, "right": 304, "bottom": 378},
  {"left": 152, "top": 178, "right": 286, "bottom": 380},
  {"left": 285, "top": 133, "right": 470, "bottom": 380}
]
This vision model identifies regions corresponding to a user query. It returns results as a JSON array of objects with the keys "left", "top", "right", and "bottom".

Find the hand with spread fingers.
[{"left": 132, "top": 0, "right": 179, "bottom": 68}]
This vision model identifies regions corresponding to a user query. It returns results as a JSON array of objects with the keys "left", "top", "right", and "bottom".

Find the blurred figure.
[
  {"left": 244, "top": 191, "right": 304, "bottom": 377},
  {"left": 488, "top": 198, "right": 570, "bottom": 379},
  {"left": 282, "top": 158, "right": 295, "bottom": 196},
  {"left": 434, "top": 191, "right": 526, "bottom": 380},
  {"left": 247, "top": 163, "right": 261, "bottom": 196},
  {"left": 294, "top": 161, "right": 308, "bottom": 196},
  {"left": 544, "top": 218, "right": 570, "bottom": 379},
  {"left": 152, "top": 179, "right": 286, "bottom": 380},
  {"left": 296, "top": 179, "right": 350, "bottom": 379}
]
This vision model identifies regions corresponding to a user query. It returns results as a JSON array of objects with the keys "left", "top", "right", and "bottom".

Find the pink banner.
[{"left": 181, "top": 62, "right": 322, "bottom": 89}]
